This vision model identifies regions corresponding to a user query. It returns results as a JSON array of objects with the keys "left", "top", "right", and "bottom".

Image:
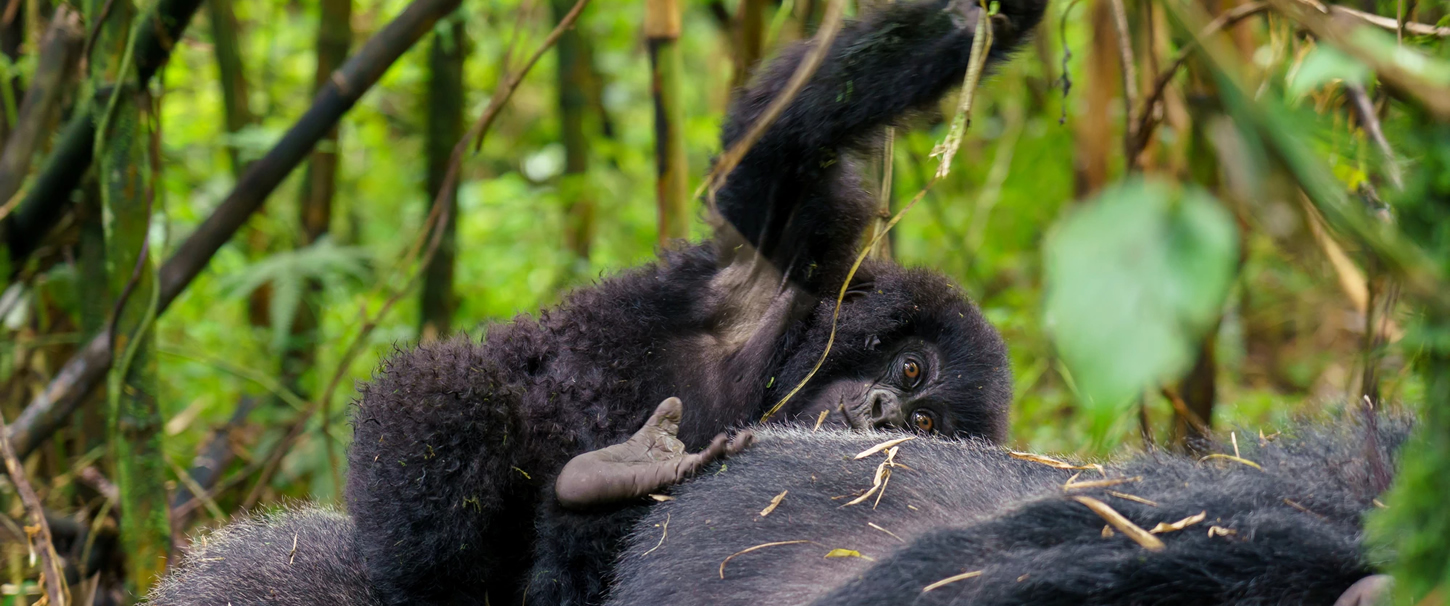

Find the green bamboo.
[
  {"left": 89, "top": 0, "right": 171, "bottom": 591},
  {"left": 420, "top": 17, "right": 465, "bottom": 340}
]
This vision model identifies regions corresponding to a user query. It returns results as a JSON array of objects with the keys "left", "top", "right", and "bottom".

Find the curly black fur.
[
  {"left": 607, "top": 419, "right": 1406, "bottom": 606},
  {"left": 147, "top": 418, "right": 1404, "bottom": 606},
  {"left": 344, "top": 1, "right": 1041, "bottom": 603}
]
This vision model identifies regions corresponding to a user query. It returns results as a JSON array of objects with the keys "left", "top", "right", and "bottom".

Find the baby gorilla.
[{"left": 147, "top": 418, "right": 1403, "bottom": 606}]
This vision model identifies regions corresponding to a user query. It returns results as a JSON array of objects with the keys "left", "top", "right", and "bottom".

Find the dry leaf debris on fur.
[
  {"left": 1073, "top": 495, "right": 1165, "bottom": 552},
  {"left": 845, "top": 444, "right": 904, "bottom": 508},
  {"left": 824, "top": 548, "right": 874, "bottom": 561},
  {"left": 1208, "top": 525, "right": 1237, "bottom": 538},
  {"left": 1148, "top": 511, "right": 1207, "bottom": 534},
  {"left": 853, "top": 436, "right": 915, "bottom": 460},
  {"left": 760, "top": 491, "right": 788, "bottom": 517},
  {"left": 649, "top": 494, "right": 675, "bottom": 502}
]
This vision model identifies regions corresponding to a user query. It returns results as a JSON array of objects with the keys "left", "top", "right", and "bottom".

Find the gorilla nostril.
[{"left": 870, "top": 393, "right": 884, "bottom": 420}]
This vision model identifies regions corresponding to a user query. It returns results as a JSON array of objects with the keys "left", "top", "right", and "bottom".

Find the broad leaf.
[{"left": 1043, "top": 178, "right": 1239, "bottom": 414}]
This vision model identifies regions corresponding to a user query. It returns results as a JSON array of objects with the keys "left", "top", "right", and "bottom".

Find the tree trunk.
[
  {"left": 553, "top": 0, "right": 594, "bottom": 261},
  {"left": 89, "top": 0, "right": 171, "bottom": 588},
  {"left": 420, "top": 18, "right": 463, "bottom": 341},
  {"left": 647, "top": 0, "right": 690, "bottom": 245}
]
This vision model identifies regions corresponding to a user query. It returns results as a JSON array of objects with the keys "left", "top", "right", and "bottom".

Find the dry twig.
[{"left": 0, "top": 411, "right": 67, "bottom": 606}]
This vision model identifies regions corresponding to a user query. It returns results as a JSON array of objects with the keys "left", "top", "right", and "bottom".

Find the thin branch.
[
  {"left": 6, "top": 0, "right": 465, "bottom": 462},
  {"left": 1330, "top": 3, "right": 1445, "bottom": 37},
  {"left": 242, "top": 0, "right": 591, "bottom": 509},
  {"left": 1132, "top": 1, "right": 1267, "bottom": 155},
  {"left": 1345, "top": 83, "right": 1403, "bottom": 190},
  {"left": 0, "top": 6, "right": 82, "bottom": 209},
  {"left": 0, "top": 410, "right": 68, "bottom": 606},
  {"left": 1107, "top": 0, "right": 1140, "bottom": 165}
]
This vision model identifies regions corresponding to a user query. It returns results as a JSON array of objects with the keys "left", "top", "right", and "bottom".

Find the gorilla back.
[
  {"left": 608, "top": 422, "right": 1403, "bottom": 606},
  {"left": 148, "top": 419, "right": 1403, "bottom": 606}
]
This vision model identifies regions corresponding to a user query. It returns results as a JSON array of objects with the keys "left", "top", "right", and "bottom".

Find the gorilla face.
[{"left": 793, "top": 339, "right": 961, "bottom": 436}]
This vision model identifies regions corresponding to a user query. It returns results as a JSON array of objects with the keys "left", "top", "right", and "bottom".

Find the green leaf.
[
  {"left": 1043, "top": 177, "right": 1239, "bottom": 415},
  {"left": 217, "top": 237, "right": 373, "bottom": 353},
  {"left": 1287, "top": 45, "right": 1369, "bottom": 99}
]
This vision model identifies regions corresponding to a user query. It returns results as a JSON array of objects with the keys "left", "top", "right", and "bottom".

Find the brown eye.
[
  {"left": 910, "top": 409, "right": 936, "bottom": 433},
  {"left": 903, "top": 359, "right": 922, "bottom": 386}
]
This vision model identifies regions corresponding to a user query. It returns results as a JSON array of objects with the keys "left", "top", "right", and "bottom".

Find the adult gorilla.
[{"left": 148, "top": 417, "right": 1402, "bottom": 605}]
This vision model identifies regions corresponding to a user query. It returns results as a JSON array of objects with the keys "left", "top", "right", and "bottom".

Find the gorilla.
[
  {"left": 339, "top": 0, "right": 1043, "bottom": 603},
  {"left": 147, "top": 417, "right": 1404, "bottom": 606}
]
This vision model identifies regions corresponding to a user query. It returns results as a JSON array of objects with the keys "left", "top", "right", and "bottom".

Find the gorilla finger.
[
  {"left": 641, "top": 397, "right": 685, "bottom": 431},
  {"left": 679, "top": 434, "right": 732, "bottom": 478},
  {"left": 725, "top": 429, "right": 755, "bottom": 456}
]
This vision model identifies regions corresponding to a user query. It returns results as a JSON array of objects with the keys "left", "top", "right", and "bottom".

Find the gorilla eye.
[
  {"left": 902, "top": 359, "right": 923, "bottom": 387},
  {"left": 910, "top": 409, "right": 936, "bottom": 433}
]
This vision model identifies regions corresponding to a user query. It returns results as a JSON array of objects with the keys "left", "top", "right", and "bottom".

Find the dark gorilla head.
[{"left": 777, "top": 261, "right": 1011, "bottom": 442}]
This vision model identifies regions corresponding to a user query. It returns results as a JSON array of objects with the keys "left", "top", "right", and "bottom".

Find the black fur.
[
  {"left": 145, "top": 506, "right": 382, "bottom": 606},
  {"left": 608, "top": 420, "right": 1404, "bottom": 606},
  {"left": 344, "top": 1, "right": 1039, "bottom": 603},
  {"left": 147, "top": 419, "right": 1403, "bottom": 606}
]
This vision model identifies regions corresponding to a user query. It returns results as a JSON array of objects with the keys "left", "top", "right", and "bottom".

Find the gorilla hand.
[{"left": 555, "top": 397, "right": 753, "bottom": 510}]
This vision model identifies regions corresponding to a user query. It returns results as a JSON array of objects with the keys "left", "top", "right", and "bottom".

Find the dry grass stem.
[
  {"left": 760, "top": 491, "right": 788, "bottom": 517},
  {"left": 813, "top": 410, "right": 829, "bottom": 431},
  {"left": 641, "top": 513, "right": 671, "bottom": 557},
  {"left": 1198, "top": 453, "right": 1264, "bottom": 470},
  {"left": 1148, "top": 511, "right": 1207, "bottom": 534},
  {"left": 1283, "top": 498, "right": 1326, "bottom": 519},
  {"left": 1009, "top": 451, "right": 1099, "bottom": 471},
  {"left": 1073, "top": 496, "right": 1165, "bottom": 551},
  {"left": 1106, "top": 491, "right": 1158, "bottom": 507},
  {"left": 1063, "top": 475, "right": 1142, "bottom": 491},
  {"left": 922, "top": 570, "right": 983, "bottom": 592},
  {"left": 854, "top": 436, "right": 915, "bottom": 460},
  {"left": 868, "top": 522, "right": 905, "bottom": 543},
  {"left": 649, "top": 494, "right": 675, "bottom": 502},
  {"left": 719, "top": 540, "right": 812, "bottom": 578}
]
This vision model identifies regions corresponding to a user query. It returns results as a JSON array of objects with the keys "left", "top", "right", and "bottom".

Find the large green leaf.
[{"left": 1043, "top": 178, "right": 1239, "bottom": 414}]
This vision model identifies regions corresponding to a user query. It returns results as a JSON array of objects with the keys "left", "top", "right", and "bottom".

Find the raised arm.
[{"left": 713, "top": 0, "right": 1046, "bottom": 293}]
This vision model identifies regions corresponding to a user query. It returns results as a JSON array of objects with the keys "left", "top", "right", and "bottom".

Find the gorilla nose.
[{"left": 867, "top": 389, "right": 903, "bottom": 428}]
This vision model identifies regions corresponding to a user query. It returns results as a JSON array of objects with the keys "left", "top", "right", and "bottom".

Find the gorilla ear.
[{"left": 843, "top": 269, "right": 877, "bottom": 302}]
